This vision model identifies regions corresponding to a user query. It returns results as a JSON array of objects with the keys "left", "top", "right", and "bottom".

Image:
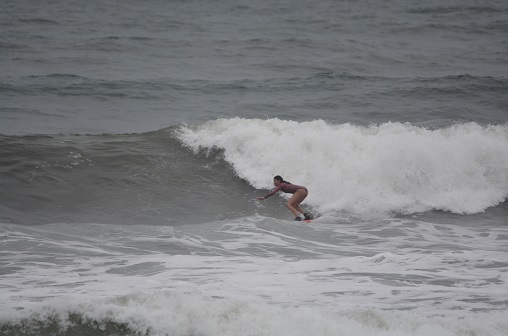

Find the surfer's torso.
[{"left": 264, "top": 182, "right": 307, "bottom": 199}]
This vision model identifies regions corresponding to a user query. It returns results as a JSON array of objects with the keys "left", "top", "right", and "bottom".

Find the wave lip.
[{"left": 177, "top": 118, "right": 508, "bottom": 219}]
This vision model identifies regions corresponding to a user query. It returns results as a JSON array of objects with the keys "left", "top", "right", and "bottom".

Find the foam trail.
[{"left": 177, "top": 118, "right": 508, "bottom": 218}]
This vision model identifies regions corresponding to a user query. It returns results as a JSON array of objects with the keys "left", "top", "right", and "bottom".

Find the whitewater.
[
  {"left": 178, "top": 118, "right": 508, "bottom": 219},
  {"left": 2, "top": 216, "right": 508, "bottom": 335}
]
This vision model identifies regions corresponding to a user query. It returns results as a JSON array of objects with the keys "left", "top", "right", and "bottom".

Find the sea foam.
[
  {"left": 3, "top": 291, "right": 507, "bottom": 336},
  {"left": 177, "top": 118, "right": 508, "bottom": 218}
]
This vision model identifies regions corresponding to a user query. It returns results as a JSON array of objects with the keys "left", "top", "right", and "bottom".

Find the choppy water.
[{"left": 1, "top": 0, "right": 507, "bottom": 335}]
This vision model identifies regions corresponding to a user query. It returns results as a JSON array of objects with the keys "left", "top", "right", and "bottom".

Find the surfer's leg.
[
  {"left": 286, "top": 204, "right": 300, "bottom": 219},
  {"left": 287, "top": 189, "right": 308, "bottom": 218},
  {"left": 296, "top": 205, "right": 306, "bottom": 214}
]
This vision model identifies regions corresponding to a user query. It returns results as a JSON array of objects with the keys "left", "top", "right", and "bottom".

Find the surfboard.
[{"left": 303, "top": 211, "right": 320, "bottom": 223}]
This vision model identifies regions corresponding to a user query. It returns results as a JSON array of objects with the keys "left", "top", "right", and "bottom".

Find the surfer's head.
[{"left": 273, "top": 175, "right": 284, "bottom": 186}]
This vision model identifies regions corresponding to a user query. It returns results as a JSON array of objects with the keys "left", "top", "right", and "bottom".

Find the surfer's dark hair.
[{"left": 274, "top": 175, "right": 290, "bottom": 184}]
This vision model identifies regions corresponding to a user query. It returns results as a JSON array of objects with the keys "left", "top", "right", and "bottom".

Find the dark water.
[
  {"left": 2, "top": 0, "right": 507, "bottom": 135},
  {"left": 1, "top": 0, "right": 508, "bottom": 335}
]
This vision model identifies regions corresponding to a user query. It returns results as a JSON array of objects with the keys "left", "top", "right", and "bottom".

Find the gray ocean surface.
[{"left": 1, "top": 0, "right": 508, "bottom": 335}]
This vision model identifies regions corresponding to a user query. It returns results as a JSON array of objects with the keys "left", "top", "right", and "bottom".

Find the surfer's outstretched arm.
[{"left": 257, "top": 186, "right": 280, "bottom": 201}]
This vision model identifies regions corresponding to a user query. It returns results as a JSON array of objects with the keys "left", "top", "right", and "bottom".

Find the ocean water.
[{"left": 1, "top": 0, "right": 508, "bottom": 335}]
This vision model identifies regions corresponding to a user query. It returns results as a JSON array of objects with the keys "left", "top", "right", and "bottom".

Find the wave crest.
[{"left": 177, "top": 118, "right": 508, "bottom": 218}]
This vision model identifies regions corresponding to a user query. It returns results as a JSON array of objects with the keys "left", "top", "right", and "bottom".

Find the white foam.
[
  {"left": 177, "top": 118, "right": 508, "bottom": 218},
  {"left": 5, "top": 291, "right": 508, "bottom": 336},
  {"left": 1, "top": 221, "right": 507, "bottom": 335},
  {"left": 2, "top": 221, "right": 504, "bottom": 314}
]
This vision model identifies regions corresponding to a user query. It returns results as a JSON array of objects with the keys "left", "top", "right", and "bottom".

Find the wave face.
[
  {"left": 178, "top": 118, "right": 508, "bottom": 219},
  {"left": 0, "top": 129, "right": 258, "bottom": 225},
  {"left": 2, "top": 118, "right": 507, "bottom": 225}
]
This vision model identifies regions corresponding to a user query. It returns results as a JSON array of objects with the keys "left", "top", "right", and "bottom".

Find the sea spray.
[{"left": 177, "top": 118, "right": 508, "bottom": 219}]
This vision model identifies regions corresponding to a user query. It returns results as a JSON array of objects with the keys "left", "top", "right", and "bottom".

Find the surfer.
[{"left": 257, "top": 175, "right": 312, "bottom": 221}]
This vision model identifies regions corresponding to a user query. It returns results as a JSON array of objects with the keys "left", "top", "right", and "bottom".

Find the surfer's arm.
[{"left": 259, "top": 186, "right": 281, "bottom": 200}]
